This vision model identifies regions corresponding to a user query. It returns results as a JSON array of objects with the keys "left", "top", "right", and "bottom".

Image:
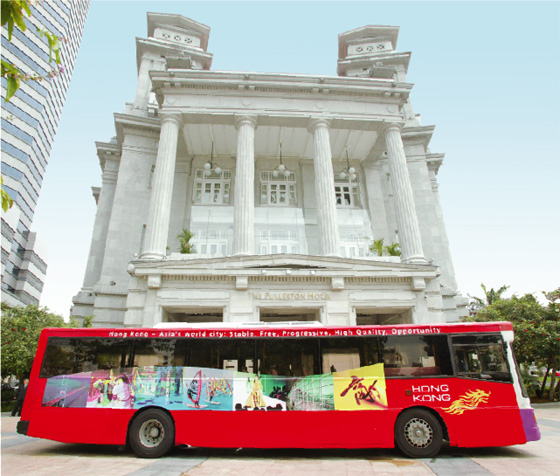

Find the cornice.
[
  {"left": 135, "top": 38, "right": 213, "bottom": 71},
  {"left": 426, "top": 153, "right": 445, "bottom": 175},
  {"left": 95, "top": 141, "right": 121, "bottom": 170},
  {"left": 129, "top": 254, "right": 438, "bottom": 281},
  {"left": 337, "top": 52, "right": 412, "bottom": 76},
  {"left": 401, "top": 125, "right": 435, "bottom": 148},
  {"left": 151, "top": 70, "right": 413, "bottom": 106},
  {"left": 95, "top": 141, "right": 121, "bottom": 156},
  {"left": 346, "top": 276, "right": 410, "bottom": 284},
  {"left": 114, "top": 113, "right": 162, "bottom": 145}
]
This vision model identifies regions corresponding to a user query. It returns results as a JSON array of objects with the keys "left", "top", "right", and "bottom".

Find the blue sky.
[{"left": 31, "top": 1, "right": 559, "bottom": 316}]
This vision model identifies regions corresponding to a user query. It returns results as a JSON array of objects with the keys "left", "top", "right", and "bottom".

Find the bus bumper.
[
  {"left": 520, "top": 408, "right": 541, "bottom": 442},
  {"left": 17, "top": 420, "right": 29, "bottom": 436}
]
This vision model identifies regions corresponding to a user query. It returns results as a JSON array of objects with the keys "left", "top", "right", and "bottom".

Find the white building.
[
  {"left": 1, "top": 0, "right": 89, "bottom": 306},
  {"left": 72, "top": 13, "right": 467, "bottom": 327}
]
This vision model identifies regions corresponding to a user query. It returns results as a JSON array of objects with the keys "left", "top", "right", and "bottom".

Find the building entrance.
[
  {"left": 259, "top": 307, "right": 321, "bottom": 323},
  {"left": 355, "top": 307, "right": 413, "bottom": 325},
  {"left": 164, "top": 307, "right": 224, "bottom": 323}
]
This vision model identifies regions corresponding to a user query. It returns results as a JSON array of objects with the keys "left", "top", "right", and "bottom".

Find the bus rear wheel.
[
  {"left": 395, "top": 409, "right": 443, "bottom": 458},
  {"left": 129, "top": 409, "right": 175, "bottom": 458}
]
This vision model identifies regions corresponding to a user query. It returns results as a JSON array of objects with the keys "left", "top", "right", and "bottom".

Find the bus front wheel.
[
  {"left": 395, "top": 409, "right": 443, "bottom": 458},
  {"left": 129, "top": 409, "right": 175, "bottom": 458}
]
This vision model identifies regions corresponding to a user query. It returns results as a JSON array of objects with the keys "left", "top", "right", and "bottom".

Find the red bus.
[{"left": 17, "top": 321, "right": 540, "bottom": 458}]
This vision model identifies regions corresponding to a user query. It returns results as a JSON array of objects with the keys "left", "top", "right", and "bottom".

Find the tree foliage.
[
  {"left": 369, "top": 239, "right": 401, "bottom": 257},
  {"left": 384, "top": 242, "right": 401, "bottom": 257},
  {"left": 468, "top": 283, "right": 510, "bottom": 315},
  {"left": 1, "top": 303, "right": 92, "bottom": 380},
  {"left": 1, "top": 176, "right": 13, "bottom": 212},
  {"left": 463, "top": 288, "right": 560, "bottom": 400},
  {"left": 370, "top": 238, "right": 385, "bottom": 256},
  {"left": 176, "top": 228, "right": 196, "bottom": 254}
]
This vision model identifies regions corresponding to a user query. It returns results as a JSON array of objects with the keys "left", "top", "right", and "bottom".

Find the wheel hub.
[
  {"left": 139, "top": 419, "right": 165, "bottom": 448},
  {"left": 404, "top": 417, "right": 433, "bottom": 448}
]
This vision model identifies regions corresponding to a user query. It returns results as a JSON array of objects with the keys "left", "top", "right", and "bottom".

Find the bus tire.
[
  {"left": 129, "top": 409, "right": 175, "bottom": 458},
  {"left": 395, "top": 409, "right": 443, "bottom": 458}
]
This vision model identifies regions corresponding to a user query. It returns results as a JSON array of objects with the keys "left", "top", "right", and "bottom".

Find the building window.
[
  {"left": 193, "top": 170, "right": 231, "bottom": 205},
  {"left": 260, "top": 172, "right": 296, "bottom": 206},
  {"left": 259, "top": 230, "right": 299, "bottom": 255},
  {"left": 334, "top": 175, "right": 360, "bottom": 207},
  {"left": 192, "top": 228, "right": 230, "bottom": 257},
  {"left": 339, "top": 232, "right": 369, "bottom": 258}
]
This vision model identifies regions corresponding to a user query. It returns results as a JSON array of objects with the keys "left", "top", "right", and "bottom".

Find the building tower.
[
  {"left": 72, "top": 13, "right": 467, "bottom": 327},
  {"left": 1, "top": 0, "right": 90, "bottom": 306}
]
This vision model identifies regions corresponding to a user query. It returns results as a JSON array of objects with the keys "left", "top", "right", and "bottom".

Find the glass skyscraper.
[{"left": 1, "top": 0, "right": 90, "bottom": 306}]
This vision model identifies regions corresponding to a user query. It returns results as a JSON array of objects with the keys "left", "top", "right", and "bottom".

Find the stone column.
[
  {"left": 233, "top": 115, "right": 257, "bottom": 255},
  {"left": 364, "top": 162, "right": 390, "bottom": 242},
  {"left": 308, "top": 118, "right": 340, "bottom": 257},
  {"left": 141, "top": 112, "right": 181, "bottom": 259},
  {"left": 383, "top": 123, "right": 427, "bottom": 264},
  {"left": 82, "top": 157, "right": 119, "bottom": 287}
]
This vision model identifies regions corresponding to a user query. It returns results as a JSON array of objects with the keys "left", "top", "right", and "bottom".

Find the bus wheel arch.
[
  {"left": 128, "top": 407, "right": 175, "bottom": 458},
  {"left": 394, "top": 406, "right": 447, "bottom": 458}
]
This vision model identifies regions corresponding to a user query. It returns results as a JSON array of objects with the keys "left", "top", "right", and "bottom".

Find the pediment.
[{"left": 131, "top": 253, "right": 438, "bottom": 278}]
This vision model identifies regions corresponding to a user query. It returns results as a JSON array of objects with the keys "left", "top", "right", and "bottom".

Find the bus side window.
[
  {"left": 40, "top": 338, "right": 79, "bottom": 378},
  {"left": 257, "top": 338, "right": 319, "bottom": 377},
  {"left": 379, "top": 335, "right": 453, "bottom": 377},
  {"left": 320, "top": 337, "right": 379, "bottom": 373},
  {"left": 188, "top": 339, "right": 254, "bottom": 372},
  {"left": 79, "top": 339, "right": 133, "bottom": 371},
  {"left": 132, "top": 339, "right": 187, "bottom": 367},
  {"left": 451, "top": 335, "right": 512, "bottom": 382}
]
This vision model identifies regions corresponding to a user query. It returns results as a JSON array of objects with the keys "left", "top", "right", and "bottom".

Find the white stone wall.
[{"left": 73, "top": 14, "right": 467, "bottom": 327}]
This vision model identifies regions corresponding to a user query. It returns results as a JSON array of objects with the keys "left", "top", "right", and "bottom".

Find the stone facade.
[{"left": 72, "top": 13, "right": 467, "bottom": 327}]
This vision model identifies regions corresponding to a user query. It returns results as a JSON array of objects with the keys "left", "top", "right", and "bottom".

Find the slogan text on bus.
[{"left": 107, "top": 327, "right": 443, "bottom": 339}]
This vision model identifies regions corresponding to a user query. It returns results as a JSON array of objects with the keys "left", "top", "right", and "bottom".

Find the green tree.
[
  {"left": 369, "top": 239, "right": 401, "bottom": 257},
  {"left": 370, "top": 238, "right": 385, "bottom": 256},
  {"left": 468, "top": 283, "right": 510, "bottom": 315},
  {"left": 463, "top": 289, "right": 560, "bottom": 401},
  {"left": 176, "top": 228, "right": 196, "bottom": 254},
  {"left": 384, "top": 242, "right": 401, "bottom": 257},
  {"left": 1, "top": 303, "right": 92, "bottom": 381}
]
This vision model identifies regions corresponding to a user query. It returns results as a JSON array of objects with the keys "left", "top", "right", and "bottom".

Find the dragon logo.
[{"left": 442, "top": 389, "right": 491, "bottom": 415}]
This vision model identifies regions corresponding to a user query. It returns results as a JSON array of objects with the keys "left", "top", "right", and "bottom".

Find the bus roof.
[{"left": 39, "top": 321, "right": 514, "bottom": 339}]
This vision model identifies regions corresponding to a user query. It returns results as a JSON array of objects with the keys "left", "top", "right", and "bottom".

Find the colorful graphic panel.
[
  {"left": 86, "top": 368, "right": 135, "bottom": 409},
  {"left": 232, "top": 373, "right": 287, "bottom": 411},
  {"left": 182, "top": 367, "right": 234, "bottom": 411},
  {"left": 42, "top": 372, "right": 91, "bottom": 408},
  {"left": 42, "top": 364, "right": 387, "bottom": 412},
  {"left": 288, "top": 373, "right": 335, "bottom": 410},
  {"left": 333, "top": 363, "right": 388, "bottom": 410}
]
